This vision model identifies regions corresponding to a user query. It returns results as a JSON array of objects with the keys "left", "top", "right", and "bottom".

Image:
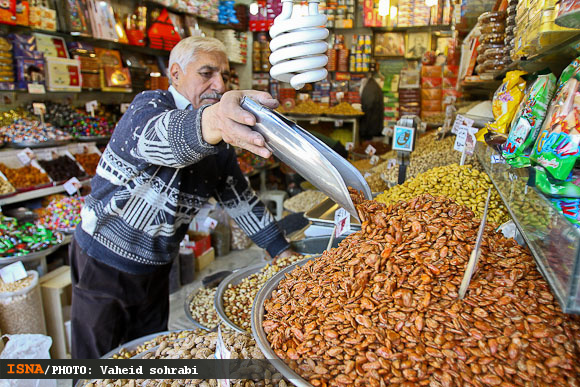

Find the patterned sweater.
[{"left": 75, "top": 89, "right": 289, "bottom": 274}]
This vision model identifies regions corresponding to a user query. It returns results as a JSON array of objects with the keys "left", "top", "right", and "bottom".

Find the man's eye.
[
  {"left": 222, "top": 76, "right": 230, "bottom": 83},
  {"left": 199, "top": 72, "right": 212, "bottom": 79}
]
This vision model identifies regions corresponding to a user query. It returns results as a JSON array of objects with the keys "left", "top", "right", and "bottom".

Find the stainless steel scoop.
[{"left": 241, "top": 96, "right": 372, "bottom": 220}]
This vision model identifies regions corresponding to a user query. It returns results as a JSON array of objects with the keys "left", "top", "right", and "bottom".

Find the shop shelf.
[
  {"left": 371, "top": 25, "right": 454, "bottom": 33},
  {"left": 475, "top": 144, "right": 580, "bottom": 314},
  {"left": 0, "top": 179, "right": 91, "bottom": 206}
]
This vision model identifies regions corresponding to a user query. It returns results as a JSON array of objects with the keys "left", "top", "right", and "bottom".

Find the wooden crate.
[{"left": 40, "top": 266, "right": 72, "bottom": 359}]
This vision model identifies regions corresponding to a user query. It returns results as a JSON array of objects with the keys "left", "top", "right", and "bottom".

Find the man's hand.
[{"left": 201, "top": 90, "right": 279, "bottom": 158}]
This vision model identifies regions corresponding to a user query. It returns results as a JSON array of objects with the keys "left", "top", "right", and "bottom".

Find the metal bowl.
[
  {"left": 251, "top": 256, "right": 316, "bottom": 387},
  {"left": 215, "top": 262, "right": 267, "bottom": 333},
  {"left": 184, "top": 286, "right": 219, "bottom": 332},
  {"left": 290, "top": 235, "right": 347, "bottom": 255}
]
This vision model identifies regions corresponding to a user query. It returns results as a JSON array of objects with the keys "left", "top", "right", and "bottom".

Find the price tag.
[
  {"left": 392, "top": 125, "right": 415, "bottom": 152},
  {"left": 334, "top": 207, "right": 350, "bottom": 237},
  {"left": 309, "top": 118, "right": 320, "bottom": 125},
  {"left": 85, "top": 100, "right": 98, "bottom": 116},
  {"left": 370, "top": 155, "right": 380, "bottom": 165},
  {"left": 491, "top": 154, "right": 506, "bottom": 164},
  {"left": 508, "top": 172, "right": 517, "bottom": 182},
  {"left": 214, "top": 326, "right": 231, "bottom": 387},
  {"left": 453, "top": 126, "right": 469, "bottom": 152},
  {"left": 334, "top": 119, "right": 344, "bottom": 127},
  {"left": 345, "top": 142, "right": 354, "bottom": 151},
  {"left": 382, "top": 127, "right": 391, "bottom": 136},
  {"left": 32, "top": 103, "right": 46, "bottom": 116},
  {"left": 365, "top": 145, "right": 376, "bottom": 156},
  {"left": 17, "top": 148, "right": 34, "bottom": 165},
  {"left": 420, "top": 122, "right": 427, "bottom": 132},
  {"left": 0, "top": 262, "right": 27, "bottom": 284},
  {"left": 465, "top": 130, "right": 477, "bottom": 156},
  {"left": 203, "top": 217, "right": 218, "bottom": 230},
  {"left": 120, "top": 103, "right": 131, "bottom": 113},
  {"left": 451, "top": 114, "right": 474, "bottom": 134},
  {"left": 28, "top": 84, "right": 46, "bottom": 94},
  {"left": 387, "top": 158, "right": 397, "bottom": 169},
  {"left": 64, "top": 177, "right": 82, "bottom": 195}
]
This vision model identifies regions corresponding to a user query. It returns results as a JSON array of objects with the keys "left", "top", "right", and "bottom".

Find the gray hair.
[{"left": 168, "top": 36, "right": 227, "bottom": 82}]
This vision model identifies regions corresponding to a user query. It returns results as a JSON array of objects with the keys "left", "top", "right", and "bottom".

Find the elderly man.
[{"left": 70, "top": 36, "right": 293, "bottom": 359}]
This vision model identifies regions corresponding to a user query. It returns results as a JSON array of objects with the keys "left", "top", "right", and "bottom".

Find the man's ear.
[{"left": 170, "top": 63, "right": 182, "bottom": 86}]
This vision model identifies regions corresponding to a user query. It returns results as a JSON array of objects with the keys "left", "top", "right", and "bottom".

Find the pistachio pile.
[
  {"left": 189, "top": 287, "right": 220, "bottom": 329},
  {"left": 283, "top": 190, "right": 327, "bottom": 213},
  {"left": 376, "top": 163, "right": 509, "bottom": 225}
]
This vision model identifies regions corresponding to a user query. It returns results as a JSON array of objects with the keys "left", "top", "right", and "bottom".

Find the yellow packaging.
[{"left": 476, "top": 70, "right": 527, "bottom": 141}]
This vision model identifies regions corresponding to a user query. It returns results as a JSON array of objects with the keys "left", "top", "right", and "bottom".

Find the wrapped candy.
[
  {"left": 0, "top": 216, "right": 61, "bottom": 258},
  {"left": 36, "top": 196, "right": 84, "bottom": 233}
]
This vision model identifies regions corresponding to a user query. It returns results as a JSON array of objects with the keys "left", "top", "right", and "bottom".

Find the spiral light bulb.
[{"left": 269, "top": 0, "right": 329, "bottom": 90}]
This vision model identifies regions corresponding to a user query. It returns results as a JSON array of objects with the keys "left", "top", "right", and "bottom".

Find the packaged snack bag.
[
  {"left": 503, "top": 73, "right": 557, "bottom": 167},
  {"left": 550, "top": 197, "right": 580, "bottom": 229},
  {"left": 531, "top": 76, "right": 580, "bottom": 184},
  {"left": 557, "top": 56, "right": 580, "bottom": 93},
  {"left": 534, "top": 166, "right": 580, "bottom": 197},
  {"left": 476, "top": 70, "right": 527, "bottom": 141}
]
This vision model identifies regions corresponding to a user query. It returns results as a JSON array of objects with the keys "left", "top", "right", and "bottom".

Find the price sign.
[
  {"left": 334, "top": 119, "right": 344, "bottom": 127},
  {"left": 420, "top": 122, "right": 427, "bottom": 132},
  {"left": 465, "top": 129, "right": 477, "bottom": 156},
  {"left": 64, "top": 177, "right": 82, "bottom": 195},
  {"left": 365, "top": 144, "right": 376, "bottom": 156},
  {"left": 32, "top": 103, "right": 46, "bottom": 116},
  {"left": 345, "top": 142, "right": 354, "bottom": 151},
  {"left": 453, "top": 127, "right": 468, "bottom": 152},
  {"left": 382, "top": 127, "right": 392, "bottom": 137},
  {"left": 28, "top": 84, "right": 46, "bottom": 94},
  {"left": 214, "top": 326, "right": 231, "bottom": 387},
  {"left": 120, "top": 103, "right": 131, "bottom": 113},
  {"left": 392, "top": 125, "right": 415, "bottom": 152},
  {"left": 0, "top": 262, "right": 27, "bottom": 284},
  {"left": 451, "top": 114, "right": 474, "bottom": 135},
  {"left": 309, "top": 118, "right": 320, "bottom": 125},
  {"left": 491, "top": 154, "right": 506, "bottom": 164},
  {"left": 387, "top": 158, "right": 397, "bottom": 169},
  {"left": 370, "top": 155, "right": 380, "bottom": 165},
  {"left": 334, "top": 207, "right": 350, "bottom": 237},
  {"left": 17, "top": 148, "right": 34, "bottom": 165},
  {"left": 85, "top": 100, "right": 98, "bottom": 116}
]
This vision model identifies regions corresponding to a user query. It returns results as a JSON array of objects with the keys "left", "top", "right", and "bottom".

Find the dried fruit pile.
[{"left": 263, "top": 193, "right": 580, "bottom": 386}]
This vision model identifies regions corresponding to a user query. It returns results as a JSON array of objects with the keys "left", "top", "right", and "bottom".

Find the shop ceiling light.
[
  {"left": 390, "top": 6, "right": 398, "bottom": 18},
  {"left": 269, "top": 0, "right": 329, "bottom": 90},
  {"left": 249, "top": 2, "right": 259, "bottom": 15},
  {"left": 425, "top": 0, "right": 437, "bottom": 7},
  {"left": 378, "top": 0, "right": 390, "bottom": 16}
]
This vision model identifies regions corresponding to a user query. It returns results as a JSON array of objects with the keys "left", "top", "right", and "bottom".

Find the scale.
[{"left": 241, "top": 97, "right": 372, "bottom": 220}]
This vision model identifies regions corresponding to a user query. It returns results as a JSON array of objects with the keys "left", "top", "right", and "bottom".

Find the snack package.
[
  {"left": 550, "top": 197, "right": 580, "bottom": 229},
  {"left": 531, "top": 75, "right": 580, "bottom": 185},
  {"left": 503, "top": 73, "right": 557, "bottom": 167},
  {"left": 476, "top": 70, "right": 527, "bottom": 142},
  {"left": 534, "top": 167, "right": 580, "bottom": 197},
  {"left": 557, "top": 56, "right": 580, "bottom": 93}
]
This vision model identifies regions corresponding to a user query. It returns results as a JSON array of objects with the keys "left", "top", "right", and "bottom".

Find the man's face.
[{"left": 171, "top": 51, "right": 230, "bottom": 109}]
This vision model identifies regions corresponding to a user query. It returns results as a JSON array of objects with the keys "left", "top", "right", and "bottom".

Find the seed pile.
[
  {"left": 284, "top": 191, "right": 327, "bottom": 213},
  {"left": 223, "top": 255, "right": 307, "bottom": 332},
  {"left": 86, "top": 330, "right": 292, "bottom": 387},
  {"left": 188, "top": 287, "right": 220, "bottom": 329},
  {"left": 263, "top": 193, "right": 580, "bottom": 386},
  {"left": 376, "top": 164, "right": 508, "bottom": 225}
]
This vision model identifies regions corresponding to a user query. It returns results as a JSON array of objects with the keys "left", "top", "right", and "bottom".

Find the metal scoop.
[{"left": 241, "top": 96, "right": 372, "bottom": 220}]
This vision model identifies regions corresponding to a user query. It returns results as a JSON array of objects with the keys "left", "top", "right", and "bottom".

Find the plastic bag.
[
  {"left": 0, "top": 334, "right": 56, "bottom": 387},
  {"left": 531, "top": 75, "right": 580, "bottom": 190},
  {"left": 229, "top": 218, "right": 252, "bottom": 250},
  {"left": 476, "top": 70, "right": 527, "bottom": 141},
  {"left": 550, "top": 197, "right": 580, "bottom": 230},
  {"left": 503, "top": 73, "right": 557, "bottom": 167},
  {"left": 209, "top": 206, "right": 231, "bottom": 257}
]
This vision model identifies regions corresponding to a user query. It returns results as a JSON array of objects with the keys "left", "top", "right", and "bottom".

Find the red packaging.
[
  {"left": 422, "top": 77, "right": 442, "bottom": 88},
  {"left": 421, "top": 65, "right": 442, "bottom": 77},
  {"left": 443, "top": 65, "right": 459, "bottom": 77},
  {"left": 0, "top": 0, "right": 16, "bottom": 25},
  {"left": 421, "top": 100, "right": 443, "bottom": 112},
  {"left": 443, "top": 77, "right": 457, "bottom": 88},
  {"left": 421, "top": 88, "right": 442, "bottom": 100}
]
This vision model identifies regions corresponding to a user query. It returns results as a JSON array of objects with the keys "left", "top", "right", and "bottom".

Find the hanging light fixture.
[
  {"left": 378, "top": 0, "right": 390, "bottom": 16},
  {"left": 390, "top": 6, "right": 397, "bottom": 19},
  {"left": 425, "top": 0, "right": 437, "bottom": 7}
]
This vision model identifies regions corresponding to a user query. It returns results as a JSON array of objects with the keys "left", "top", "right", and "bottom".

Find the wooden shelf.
[
  {"left": 145, "top": 1, "right": 242, "bottom": 30},
  {"left": 371, "top": 25, "right": 453, "bottom": 33}
]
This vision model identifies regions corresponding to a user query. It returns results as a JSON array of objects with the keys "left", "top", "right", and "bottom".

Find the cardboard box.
[{"left": 195, "top": 247, "right": 215, "bottom": 272}]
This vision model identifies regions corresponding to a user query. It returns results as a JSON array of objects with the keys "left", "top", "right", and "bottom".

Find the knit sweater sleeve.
[
  {"left": 214, "top": 147, "right": 290, "bottom": 258},
  {"left": 126, "top": 91, "right": 217, "bottom": 168}
]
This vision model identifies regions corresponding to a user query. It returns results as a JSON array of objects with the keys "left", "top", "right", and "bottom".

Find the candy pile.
[
  {"left": 0, "top": 163, "right": 50, "bottom": 189},
  {"left": 38, "top": 156, "right": 86, "bottom": 182},
  {"left": 36, "top": 196, "right": 85, "bottom": 232},
  {"left": 0, "top": 119, "right": 71, "bottom": 144},
  {"left": 0, "top": 216, "right": 61, "bottom": 258},
  {"left": 236, "top": 148, "right": 275, "bottom": 175},
  {"left": 74, "top": 152, "right": 100, "bottom": 176}
]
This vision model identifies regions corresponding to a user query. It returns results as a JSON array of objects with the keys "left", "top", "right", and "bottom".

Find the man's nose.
[{"left": 212, "top": 74, "right": 226, "bottom": 93}]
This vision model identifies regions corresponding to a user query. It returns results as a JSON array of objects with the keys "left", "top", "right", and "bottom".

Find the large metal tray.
[
  {"left": 184, "top": 286, "right": 219, "bottom": 332},
  {"left": 215, "top": 262, "right": 267, "bottom": 333},
  {"left": 304, "top": 197, "right": 361, "bottom": 229},
  {"left": 289, "top": 235, "right": 347, "bottom": 254},
  {"left": 251, "top": 256, "right": 316, "bottom": 387}
]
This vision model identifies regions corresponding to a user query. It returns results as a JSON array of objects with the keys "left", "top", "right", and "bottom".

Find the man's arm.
[{"left": 128, "top": 90, "right": 279, "bottom": 168}]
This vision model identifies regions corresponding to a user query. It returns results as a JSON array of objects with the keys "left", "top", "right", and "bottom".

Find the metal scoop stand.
[{"left": 241, "top": 97, "right": 372, "bottom": 221}]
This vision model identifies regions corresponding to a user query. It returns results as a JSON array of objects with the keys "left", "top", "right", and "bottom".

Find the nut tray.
[{"left": 184, "top": 285, "right": 219, "bottom": 332}]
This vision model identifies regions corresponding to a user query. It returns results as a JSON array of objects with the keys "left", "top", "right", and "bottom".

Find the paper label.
[
  {"left": 345, "top": 142, "right": 354, "bottom": 151},
  {"left": 334, "top": 207, "right": 350, "bottom": 237},
  {"left": 85, "top": 100, "right": 98, "bottom": 114},
  {"left": 28, "top": 84, "right": 46, "bottom": 94},
  {"left": 334, "top": 119, "right": 344, "bottom": 127},
  {"left": 203, "top": 217, "right": 218, "bottom": 230},
  {"left": 491, "top": 154, "right": 506, "bottom": 164},
  {"left": 370, "top": 155, "right": 380, "bottom": 165},
  {"left": 17, "top": 148, "right": 34, "bottom": 165},
  {"left": 310, "top": 118, "right": 320, "bottom": 125},
  {"left": 392, "top": 125, "right": 415, "bottom": 152},
  {"left": 64, "top": 177, "right": 82, "bottom": 195},
  {"left": 215, "top": 325, "right": 231, "bottom": 387},
  {"left": 465, "top": 130, "right": 476, "bottom": 156},
  {"left": 420, "top": 122, "right": 427, "bottom": 132},
  {"left": 365, "top": 145, "right": 376, "bottom": 156},
  {"left": 387, "top": 158, "right": 397, "bottom": 169},
  {"left": 382, "top": 127, "right": 391, "bottom": 136},
  {"left": 120, "top": 103, "right": 131, "bottom": 113},
  {"left": 451, "top": 114, "right": 474, "bottom": 134},
  {"left": 32, "top": 102, "right": 46, "bottom": 115},
  {"left": 454, "top": 127, "right": 468, "bottom": 152},
  {"left": 0, "top": 262, "right": 27, "bottom": 283},
  {"left": 364, "top": 172, "right": 372, "bottom": 178}
]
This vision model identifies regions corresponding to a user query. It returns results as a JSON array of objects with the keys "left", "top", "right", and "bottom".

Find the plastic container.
[
  {"left": 478, "top": 11, "right": 507, "bottom": 24},
  {"left": 477, "top": 43, "right": 504, "bottom": 55},
  {"left": 507, "top": 4, "right": 518, "bottom": 16},
  {"left": 0, "top": 271, "right": 46, "bottom": 335},
  {"left": 483, "top": 59, "right": 508, "bottom": 71},
  {"left": 481, "top": 22, "right": 506, "bottom": 34},
  {"left": 507, "top": 14, "right": 517, "bottom": 25},
  {"left": 484, "top": 47, "right": 507, "bottom": 60},
  {"left": 477, "top": 54, "right": 487, "bottom": 64},
  {"left": 481, "top": 33, "right": 506, "bottom": 45},
  {"left": 506, "top": 25, "right": 515, "bottom": 36}
]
